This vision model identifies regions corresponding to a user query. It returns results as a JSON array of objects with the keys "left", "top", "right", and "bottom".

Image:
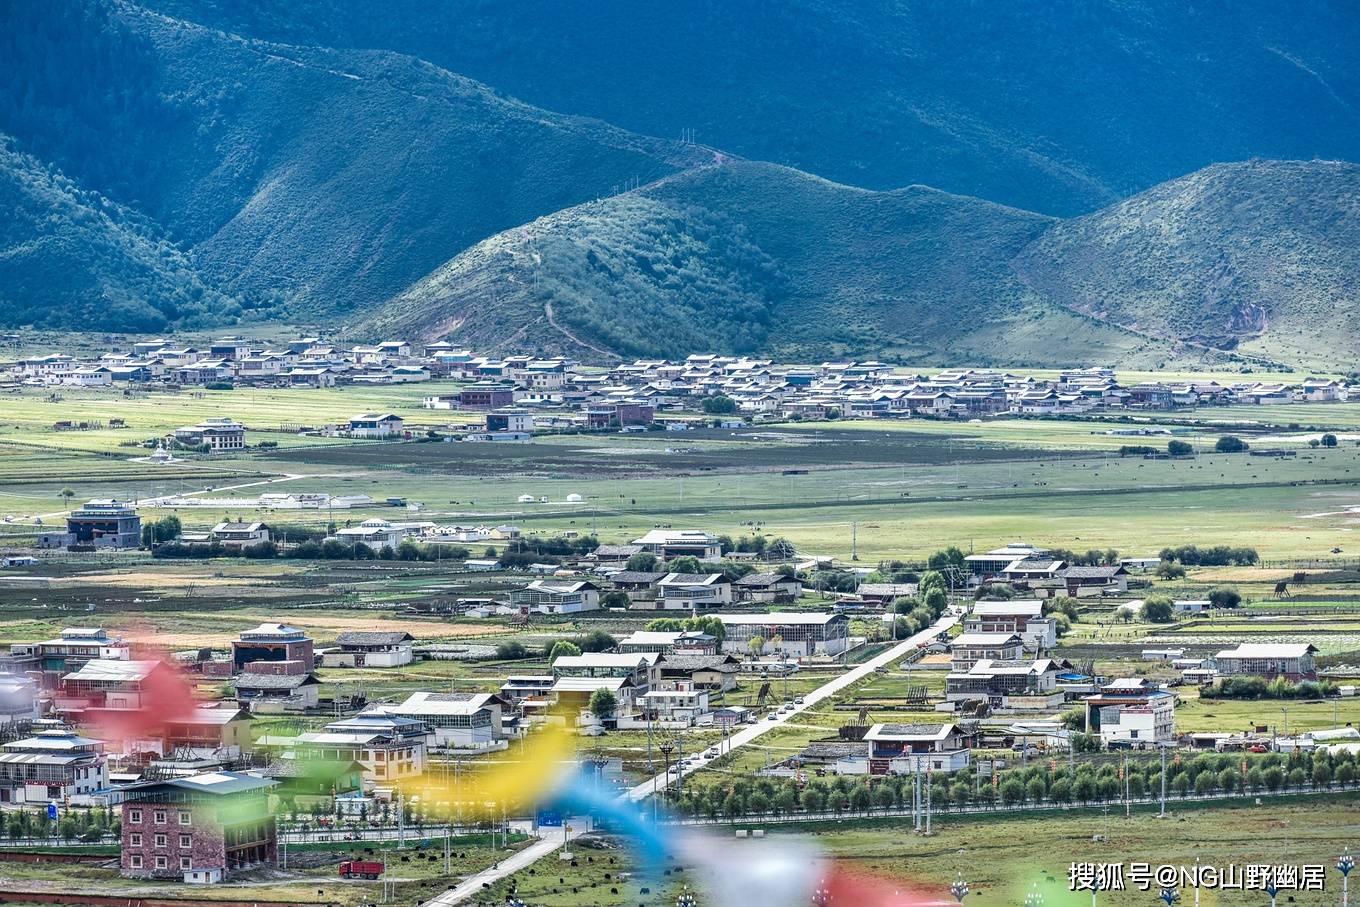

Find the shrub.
[{"left": 1215, "top": 435, "right": 1249, "bottom": 453}]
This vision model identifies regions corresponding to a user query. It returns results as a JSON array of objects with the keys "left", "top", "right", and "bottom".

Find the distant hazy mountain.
[
  {"left": 0, "top": 0, "right": 707, "bottom": 317},
  {"left": 1, "top": 0, "right": 1357, "bottom": 369},
  {"left": 132, "top": 0, "right": 1360, "bottom": 215},
  {"left": 364, "top": 160, "right": 1173, "bottom": 367},
  {"left": 1013, "top": 160, "right": 1360, "bottom": 369},
  {"left": 0, "top": 135, "right": 243, "bottom": 331}
]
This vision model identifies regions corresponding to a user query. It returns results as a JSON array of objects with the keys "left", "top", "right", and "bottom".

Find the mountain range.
[{"left": 2, "top": 0, "right": 1359, "bottom": 368}]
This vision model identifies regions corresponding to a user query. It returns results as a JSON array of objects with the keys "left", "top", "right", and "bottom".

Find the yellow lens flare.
[{"left": 395, "top": 722, "right": 576, "bottom": 817}]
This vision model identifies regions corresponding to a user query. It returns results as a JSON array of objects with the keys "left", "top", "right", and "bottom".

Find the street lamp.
[
  {"left": 950, "top": 874, "right": 969, "bottom": 904},
  {"left": 659, "top": 744, "right": 675, "bottom": 800},
  {"left": 1339, "top": 849, "right": 1355, "bottom": 907},
  {"left": 1160, "top": 887, "right": 1181, "bottom": 907}
]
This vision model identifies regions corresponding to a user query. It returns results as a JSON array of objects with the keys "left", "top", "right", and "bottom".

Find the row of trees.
[
  {"left": 1157, "top": 545, "right": 1259, "bottom": 566},
  {"left": 1202, "top": 676, "right": 1340, "bottom": 700},
  {"left": 675, "top": 748, "right": 1359, "bottom": 820},
  {"left": 0, "top": 805, "right": 118, "bottom": 842}
]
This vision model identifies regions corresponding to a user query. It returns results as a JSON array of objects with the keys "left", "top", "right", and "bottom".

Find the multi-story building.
[
  {"left": 964, "top": 601, "right": 1056, "bottom": 652},
  {"left": 384, "top": 692, "right": 506, "bottom": 748},
  {"left": 1083, "top": 679, "right": 1176, "bottom": 748},
  {"left": 1212, "top": 643, "right": 1318, "bottom": 680},
  {"left": 631, "top": 530, "right": 723, "bottom": 562},
  {"left": 945, "top": 658, "right": 1065, "bottom": 709},
  {"left": 510, "top": 580, "right": 600, "bottom": 614},
  {"left": 948, "top": 632, "right": 1025, "bottom": 672},
  {"left": 294, "top": 714, "right": 428, "bottom": 784},
  {"left": 325, "top": 631, "right": 414, "bottom": 668},
  {"left": 29, "top": 627, "right": 129, "bottom": 689},
  {"left": 50, "top": 500, "right": 142, "bottom": 549},
  {"left": 654, "top": 573, "right": 733, "bottom": 611},
  {"left": 864, "top": 723, "right": 973, "bottom": 775},
  {"left": 551, "top": 653, "right": 659, "bottom": 693},
  {"left": 231, "top": 624, "right": 315, "bottom": 673},
  {"left": 171, "top": 418, "right": 246, "bottom": 451},
  {"left": 121, "top": 771, "right": 277, "bottom": 883},
  {"left": 718, "top": 612, "right": 850, "bottom": 657},
  {"left": 0, "top": 730, "right": 107, "bottom": 804}
]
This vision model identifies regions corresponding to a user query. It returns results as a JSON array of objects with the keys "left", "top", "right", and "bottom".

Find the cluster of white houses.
[{"left": 7, "top": 341, "right": 1350, "bottom": 424}]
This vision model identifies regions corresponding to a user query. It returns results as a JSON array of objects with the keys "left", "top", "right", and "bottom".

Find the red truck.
[{"left": 339, "top": 860, "right": 384, "bottom": 880}]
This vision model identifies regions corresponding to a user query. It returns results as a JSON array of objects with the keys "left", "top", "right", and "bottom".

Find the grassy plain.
[{"left": 478, "top": 797, "right": 1360, "bottom": 907}]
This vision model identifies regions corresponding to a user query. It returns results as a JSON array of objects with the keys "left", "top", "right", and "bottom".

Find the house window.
[
  {"left": 155, "top": 856, "right": 168, "bottom": 869},
  {"left": 180, "top": 856, "right": 192, "bottom": 870},
  {"left": 129, "top": 855, "right": 143, "bottom": 869},
  {"left": 155, "top": 834, "right": 167, "bottom": 848},
  {"left": 178, "top": 811, "right": 192, "bottom": 825},
  {"left": 129, "top": 809, "right": 142, "bottom": 823},
  {"left": 130, "top": 833, "right": 142, "bottom": 847},
  {"left": 179, "top": 834, "right": 191, "bottom": 848},
  {"left": 153, "top": 810, "right": 167, "bottom": 824}
]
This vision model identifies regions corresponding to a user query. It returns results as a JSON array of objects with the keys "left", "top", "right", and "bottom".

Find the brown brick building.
[{"left": 120, "top": 772, "right": 276, "bottom": 883}]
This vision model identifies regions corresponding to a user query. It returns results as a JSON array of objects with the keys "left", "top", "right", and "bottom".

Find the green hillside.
[
  {"left": 1012, "top": 160, "right": 1360, "bottom": 371},
  {"left": 134, "top": 0, "right": 1360, "bottom": 216},
  {"left": 0, "top": 135, "right": 246, "bottom": 332},
  {"left": 364, "top": 161, "right": 1173, "bottom": 367},
  {"left": 0, "top": 0, "right": 707, "bottom": 322}
]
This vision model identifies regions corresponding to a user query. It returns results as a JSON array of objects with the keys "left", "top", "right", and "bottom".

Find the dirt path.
[{"left": 544, "top": 300, "right": 620, "bottom": 360}]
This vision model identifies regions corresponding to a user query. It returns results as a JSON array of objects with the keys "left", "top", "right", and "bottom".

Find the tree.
[
  {"left": 59, "top": 488, "right": 75, "bottom": 508},
  {"left": 1322, "top": 433, "right": 1339, "bottom": 448},
  {"left": 494, "top": 641, "right": 528, "bottom": 660},
  {"left": 922, "top": 587, "right": 948, "bottom": 616},
  {"left": 1262, "top": 766, "right": 1284, "bottom": 792},
  {"left": 1215, "top": 435, "right": 1249, "bottom": 453},
  {"left": 1026, "top": 777, "right": 1047, "bottom": 803},
  {"left": 1167, "top": 440, "right": 1193, "bottom": 457},
  {"left": 1140, "top": 596, "right": 1174, "bottom": 623},
  {"left": 849, "top": 786, "right": 872, "bottom": 813},
  {"left": 1207, "top": 587, "right": 1242, "bottom": 609},
  {"left": 1156, "top": 560, "right": 1186, "bottom": 580},
  {"left": 999, "top": 778, "right": 1026, "bottom": 806},
  {"left": 548, "top": 640, "right": 582, "bottom": 662},
  {"left": 1312, "top": 762, "right": 1332, "bottom": 788},
  {"left": 873, "top": 783, "right": 897, "bottom": 809},
  {"left": 601, "top": 590, "right": 630, "bottom": 608},
  {"left": 587, "top": 687, "right": 618, "bottom": 720},
  {"left": 701, "top": 395, "right": 737, "bottom": 414},
  {"left": 1336, "top": 762, "right": 1356, "bottom": 786},
  {"left": 625, "top": 552, "right": 659, "bottom": 572},
  {"left": 667, "top": 555, "right": 702, "bottom": 575},
  {"left": 747, "top": 635, "right": 766, "bottom": 657},
  {"left": 1049, "top": 778, "right": 1072, "bottom": 804}
]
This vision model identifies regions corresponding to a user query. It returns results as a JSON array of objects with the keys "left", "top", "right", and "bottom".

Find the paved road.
[
  {"left": 425, "top": 822, "right": 586, "bottom": 906},
  {"left": 625, "top": 613, "right": 958, "bottom": 801},
  {"left": 429, "top": 615, "right": 955, "bottom": 903}
]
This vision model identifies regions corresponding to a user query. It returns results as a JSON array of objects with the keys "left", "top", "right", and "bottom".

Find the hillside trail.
[{"left": 544, "top": 300, "right": 621, "bottom": 360}]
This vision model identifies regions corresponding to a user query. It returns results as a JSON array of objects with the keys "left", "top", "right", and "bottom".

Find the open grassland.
[
  {"left": 0, "top": 382, "right": 479, "bottom": 455},
  {"left": 5, "top": 383, "right": 1360, "bottom": 560},
  {"left": 0, "top": 831, "right": 530, "bottom": 906},
  {"left": 480, "top": 797, "right": 1360, "bottom": 907}
]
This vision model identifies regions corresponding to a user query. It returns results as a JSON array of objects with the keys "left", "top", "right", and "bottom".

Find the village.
[
  {"left": 0, "top": 510, "right": 1356, "bottom": 904},
  {"left": 0, "top": 338, "right": 1358, "bottom": 905},
  {"left": 3, "top": 338, "right": 1355, "bottom": 439}
]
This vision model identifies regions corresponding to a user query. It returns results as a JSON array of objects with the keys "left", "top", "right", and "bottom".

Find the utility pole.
[
  {"left": 1159, "top": 745, "right": 1168, "bottom": 818},
  {"left": 924, "top": 763, "right": 932, "bottom": 835},
  {"left": 1123, "top": 750, "right": 1130, "bottom": 819}
]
